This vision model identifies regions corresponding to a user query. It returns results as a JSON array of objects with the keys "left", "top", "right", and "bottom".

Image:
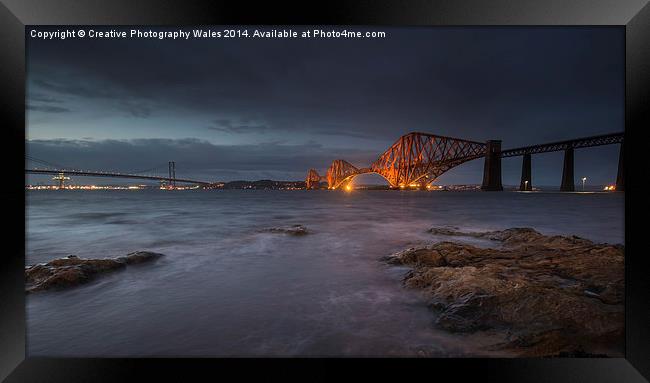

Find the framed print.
[{"left": 1, "top": 0, "right": 649, "bottom": 381}]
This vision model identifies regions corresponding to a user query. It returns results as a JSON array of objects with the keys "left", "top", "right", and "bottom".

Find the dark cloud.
[
  {"left": 119, "top": 101, "right": 152, "bottom": 118},
  {"left": 207, "top": 119, "right": 268, "bottom": 134},
  {"left": 27, "top": 104, "right": 71, "bottom": 113},
  {"left": 313, "top": 128, "right": 376, "bottom": 139},
  {"left": 32, "top": 79, "right": 117, "bottom": 99},
  {"left": 29, "top": 93, "right": 64, "bottom": 103},
  {"left": 27, "top": 27, "right": 624, "bottom": 142},
  {"left": 30, "top": 79, "right": 152, "bottom": 118}
]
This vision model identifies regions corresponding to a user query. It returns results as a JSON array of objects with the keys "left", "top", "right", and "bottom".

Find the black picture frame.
[{"left": 1, "top": 0, "right": 649, "bottom": 381}]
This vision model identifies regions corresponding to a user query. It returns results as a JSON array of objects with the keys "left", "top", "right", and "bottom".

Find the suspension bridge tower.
[
  {"left": 52, "top": 172, "right": 70, "bottom": 189},
  {"left": 167, "top": 161, "right": 176, "bottom": 189}
]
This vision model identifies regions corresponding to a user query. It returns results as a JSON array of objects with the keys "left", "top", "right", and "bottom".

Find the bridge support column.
[
  {"left": 616, "top": 142, "right": 624, "bottom": 191},
  {"left": 481, "top": 140, "right": 503, "bottom": 191},
  {"left": 560, "top": 147, "right": 574, "bottom": 191},
  {"left": 168, "top": 161, "right": 176, "bottom": 189},
  {"left": 519, "top": 153, "right": 532, "bottom": 191}
]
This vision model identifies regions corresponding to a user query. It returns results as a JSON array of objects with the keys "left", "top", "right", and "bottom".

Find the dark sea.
[{"left": 26, "top": 189, "right": 624, "bottom": 356}]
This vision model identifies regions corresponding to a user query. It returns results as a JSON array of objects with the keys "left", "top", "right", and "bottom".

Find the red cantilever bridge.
[{"left": 306, "top": 131, "right": 625, "bottom": 191}]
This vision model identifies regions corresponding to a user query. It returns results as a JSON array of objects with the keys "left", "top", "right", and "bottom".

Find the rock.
[
  {"left": 115, "top": 251, "right": 164, "bottom": 265},
  {"left": 261, "top": 224, "right": 309, "bottom": 236},
  {"left": 387, "top": 228, "right": 624, "bottom": 357},
  {"left": 25, "top": 251, "right": 164, "bottom": 293},
  {"left": 427, "top": 227, "right": 462, "bottom": 236},
  {"left": 383, "top": 246, "right": 450, "bottom": 267},
  {"left": 427, "top": 226, "right": 607, "bottom": 249}
]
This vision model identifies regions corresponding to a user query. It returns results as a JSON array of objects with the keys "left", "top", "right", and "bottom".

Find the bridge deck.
[
  {"left": 501, "top": 132, "right": 624, "bottom": 157},
  {"left": 26, "top": 169, "right": 211, "bottom": 185}
]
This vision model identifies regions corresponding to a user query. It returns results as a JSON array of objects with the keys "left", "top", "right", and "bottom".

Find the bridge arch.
[
  {"left": 326, "top": 159, "right": 362, "bottom": 189},
  {"left": 332, "top": 171, "right": 394, "bottom": 190}
]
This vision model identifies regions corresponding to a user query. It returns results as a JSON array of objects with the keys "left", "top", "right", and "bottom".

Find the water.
[{"left": 26, "top": 190, "right": 624, "bottom": 357}]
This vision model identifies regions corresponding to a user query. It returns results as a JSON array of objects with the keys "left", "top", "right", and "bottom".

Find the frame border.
[{"left": 1, "top": 1, "right": 648, "bottom": 381}]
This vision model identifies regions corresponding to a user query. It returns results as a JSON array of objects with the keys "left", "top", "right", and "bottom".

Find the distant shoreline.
[{"left": 25, "top": 181, "right": 621, "bottom": 192}]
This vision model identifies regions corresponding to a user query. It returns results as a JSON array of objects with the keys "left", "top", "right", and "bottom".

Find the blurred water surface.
[{"left": 26, "top": 189, "right": 624, "bottom": 356}]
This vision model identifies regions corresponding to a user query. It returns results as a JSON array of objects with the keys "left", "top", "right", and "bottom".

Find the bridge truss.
[
  {"left": 308, "top": 132, "right": 487, "bottom": 189},
  {"left": 501, "top": 132, "right": 624, "bottom": 157},
  {"left": 305, "top": 168, "right": 326, "bottom": 189},
  {"left": 307, "top": 130, "right": 624, "bottom": 191},
  {"left": 370, "top": 132, "right": 486, "bottom": 187}
]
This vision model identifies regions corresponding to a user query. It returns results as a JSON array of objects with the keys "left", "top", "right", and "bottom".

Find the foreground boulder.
[
  {"left": 261, "top": 224, "right": 309, "bottom": 236},
  {"left": 25, "top": 251, "right": 164, "bottom": 293},
  {"left": 385, "top": 228, "right": 624, "bottom": 357},
  {"left": 427, "top": 226, "right": 599, "bottom": 248}
]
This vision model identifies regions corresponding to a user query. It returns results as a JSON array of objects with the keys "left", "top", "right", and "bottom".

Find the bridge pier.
[
  {"left": 616, "top": 142, "right": 624, "bottom": 191},
  {"left": 481, "top": 140, "right": 503, "bottom": 191},
  {"left": 519, "top": 153, "right": 532, "bottom": 191},
  {"left": 168, "top": 161, "right": 176, "bottom": 189},
  {"left": 560, "top": 147, "right": 575, "bottom": 191}
]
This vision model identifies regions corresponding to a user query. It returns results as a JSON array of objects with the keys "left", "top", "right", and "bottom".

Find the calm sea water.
[{"left": 26, "top": 190, "right": 624, "bottom": 357}]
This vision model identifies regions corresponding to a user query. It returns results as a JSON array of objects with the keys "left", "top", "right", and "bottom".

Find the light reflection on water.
[{"left": 26, "top": 190, "right": 624, "bottom": 356}]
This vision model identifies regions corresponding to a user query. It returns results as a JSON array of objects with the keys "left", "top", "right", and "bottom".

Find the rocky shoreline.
[
  {"left": 25, "top": 251, "right": 164, "bottom": 293},
  {"left": 383, "top": 227, "right": 624, "bottom": 357},
  {"left": 26, "top": 225, "right": 623, "bottom": 356}
]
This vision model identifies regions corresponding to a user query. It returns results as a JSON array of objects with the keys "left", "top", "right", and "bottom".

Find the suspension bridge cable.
[
  {"left": 130, "top": 163, "right": 170, "bottom": 175},
  {"left": 26, "top": 156, "right": 178, "bottom": 178},
  {"left": 25, "top": 155, "right": 71, "bottom": 170}
]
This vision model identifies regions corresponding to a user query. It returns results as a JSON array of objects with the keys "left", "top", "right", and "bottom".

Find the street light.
[
  {"left": 581, "top": 177, "right": 587, "bottom": 191},
  {"left": 524, "top": 180, "right": 529, "bottom": 191}
]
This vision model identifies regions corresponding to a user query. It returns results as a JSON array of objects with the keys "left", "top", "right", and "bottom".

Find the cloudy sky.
[{"left": 26, "top": 26, "right": 624, "bottom": 185}]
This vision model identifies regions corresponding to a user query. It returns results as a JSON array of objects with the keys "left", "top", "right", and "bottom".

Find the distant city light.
[
  {"left": 25, "top": 184, "right": 202, "bottom": 191},
  {"left": 26, "top": 184, "right": 139, "bottom": 190}
]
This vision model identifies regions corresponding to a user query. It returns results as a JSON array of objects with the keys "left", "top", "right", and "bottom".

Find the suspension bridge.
[{"left": 25, "top": 156, "right": 212, "bottom": 188}]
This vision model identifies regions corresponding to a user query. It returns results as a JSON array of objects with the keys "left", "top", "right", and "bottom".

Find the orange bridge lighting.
[{"left": 305, "top": 132, "right": 486, "bottom": 190}]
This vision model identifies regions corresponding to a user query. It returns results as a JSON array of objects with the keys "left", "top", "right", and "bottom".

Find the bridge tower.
[
  {"left": 519, "top": 153, "right": 532, "bottom": 191},
  {"left": 52, "top": 172, "right": 70, "bottom": 189},
  {"left": 305, "top": 169, "right": 323, "bottom": 189},
  {"left": 168, "top": 161, "right": 176, "bottom": 189},
  {"left": 560, "top": 148, "right": 575, "bottom": 191},
  {"left": 481, "top": 140, "right": 503, "bottom": 191},
  {"left": 616, "top": 142, "right": 624, "bottom": 191}
]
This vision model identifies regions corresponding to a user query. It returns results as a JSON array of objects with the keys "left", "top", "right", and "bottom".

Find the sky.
[{"left": 26, "top": 26, "right": 624, "bottom": 186}]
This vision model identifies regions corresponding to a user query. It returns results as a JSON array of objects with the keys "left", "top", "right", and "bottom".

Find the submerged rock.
[
  {"left": 261, "top": 224, "right": 309, "bottom": 236},
  {"left": 25, "top": 251, "right": 164, "bottom": 293},
  {"left": 387, "top": 228, "right": 624, "bottom": 357}
]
